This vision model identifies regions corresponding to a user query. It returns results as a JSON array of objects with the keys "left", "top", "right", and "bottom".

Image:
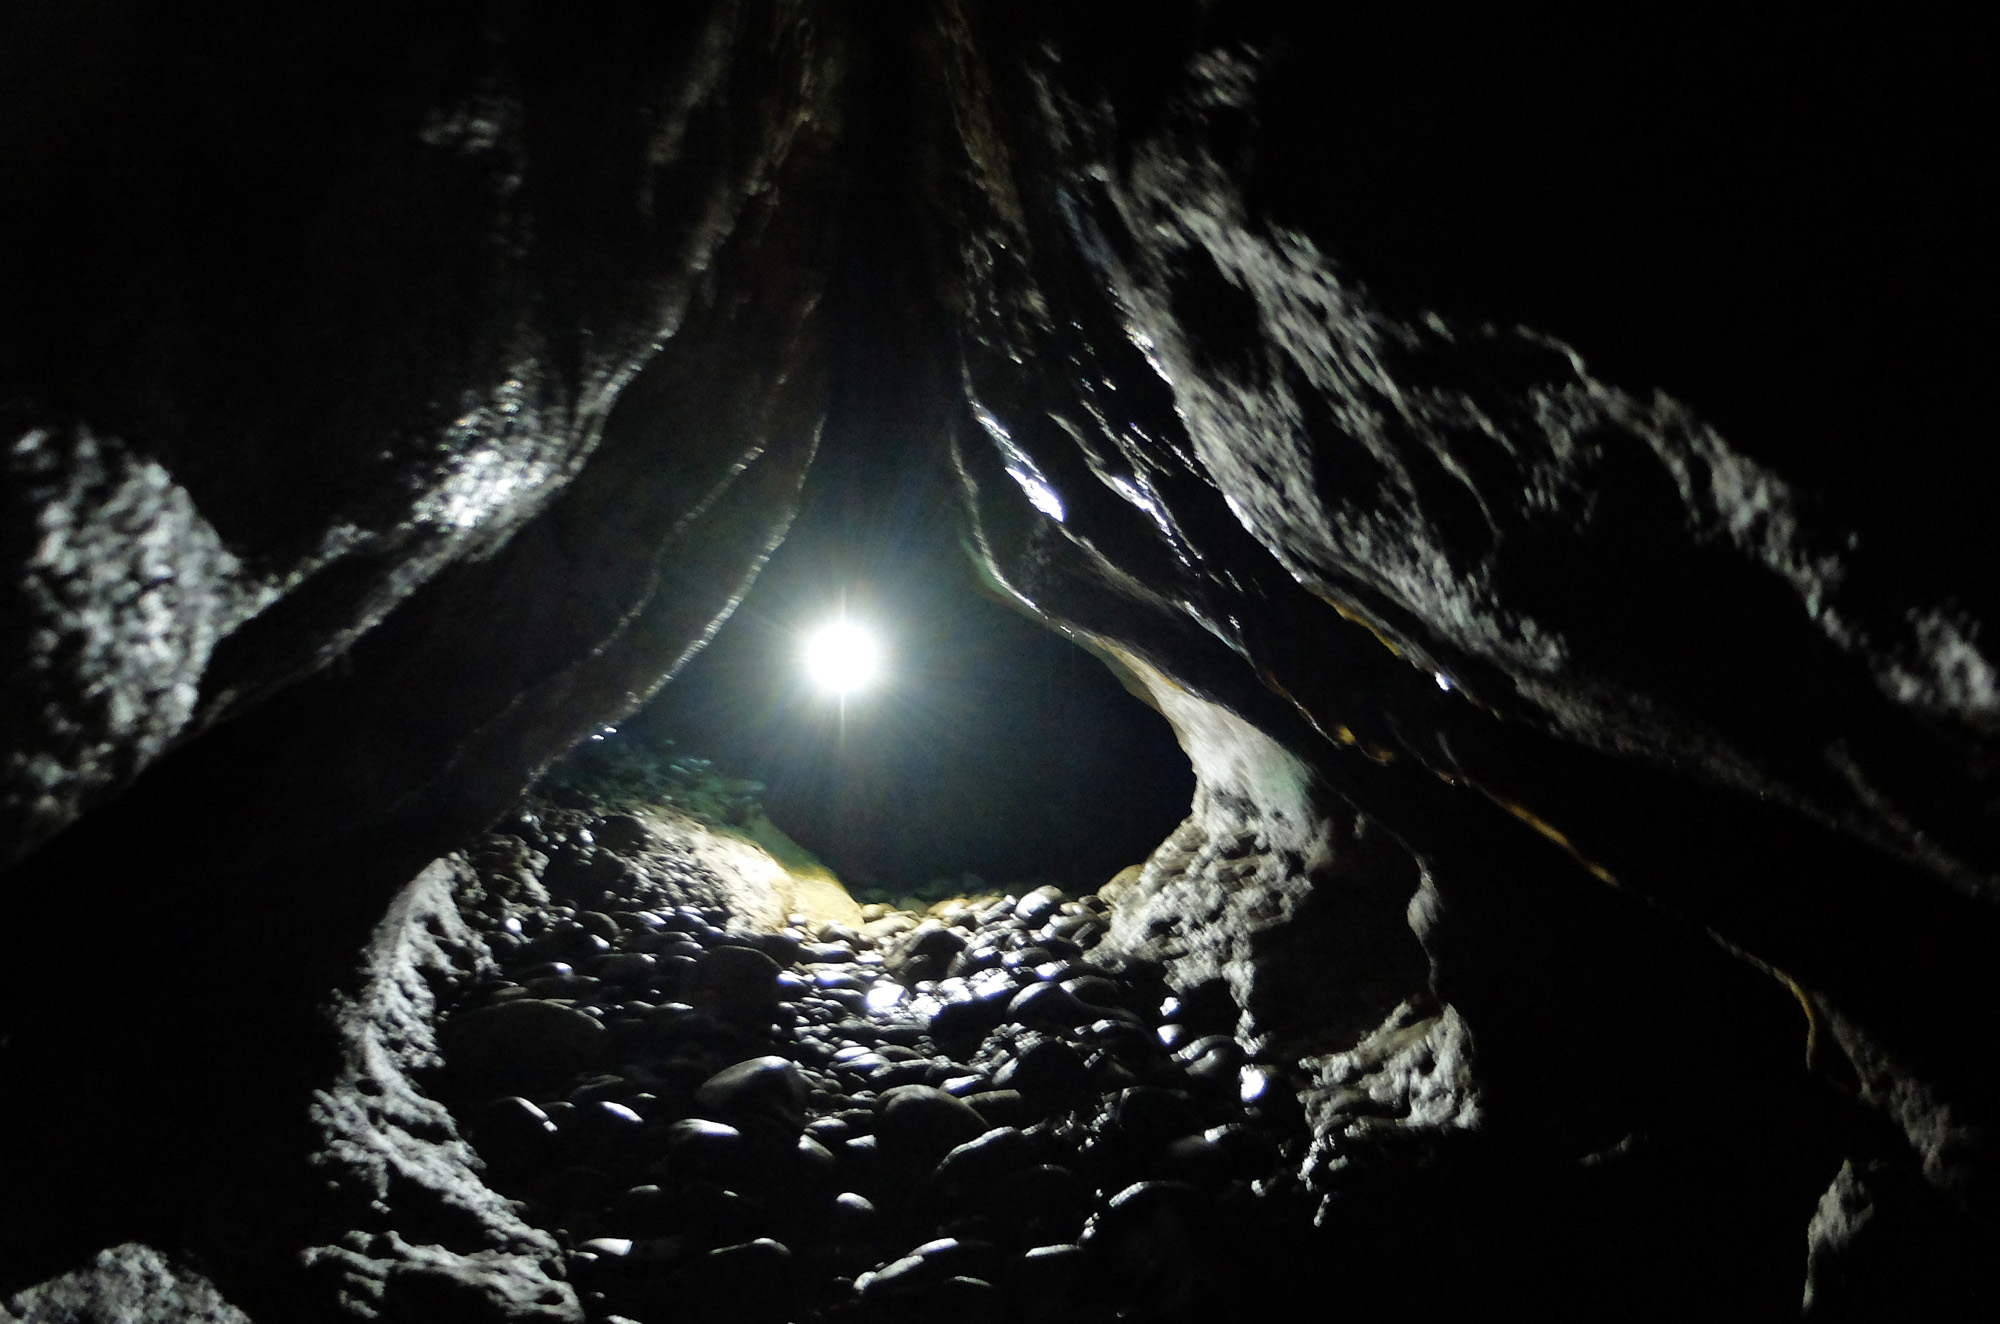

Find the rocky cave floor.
[{"left": 437, "top": 806, "right": 1319, "bottom": 1324}]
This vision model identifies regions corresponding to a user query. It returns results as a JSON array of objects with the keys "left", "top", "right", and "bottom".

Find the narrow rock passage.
[{"left": 437, "top": 802, "right": 1317, "bottom": 1323}]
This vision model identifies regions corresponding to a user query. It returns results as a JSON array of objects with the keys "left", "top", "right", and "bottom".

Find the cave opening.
[{"left": 572, "top": 11, "right": 1198, "bottom": 908}]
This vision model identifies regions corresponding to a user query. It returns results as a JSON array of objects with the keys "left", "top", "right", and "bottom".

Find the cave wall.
[
  {"left": 1, "top": 0, "right": 850, "bottom": 1302},
  {"left": 919, "top": 1, "right": 1999, "bottom": 1311}
]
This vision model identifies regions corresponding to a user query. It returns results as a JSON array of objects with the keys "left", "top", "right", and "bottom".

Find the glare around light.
[{"left": 804, "top": 620, "right": 880, "bottom": 694}]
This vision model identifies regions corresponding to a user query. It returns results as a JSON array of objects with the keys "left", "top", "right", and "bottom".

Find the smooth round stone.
[
  {"left": 572, "top": 1099, "right": 646, "bottom": 1145},
  {"left": 806, "top": 1116, "right": 854, "bottom": 1144},
  {"left": 1004, "top": 981, "right": 1094, "bottom": 1030},
  {"left": 1082, "top": 1181, "right": 1210, "bottom": 1300},
  {"left": 932, "top": 1126, "right": 1034, "bottom": 1198},
  {"left": 571, "top": 1073, "right": 638, "bottom": 1106},
  {"left": 877, "top": 1085, "right": 988, "bottom": 1162},
  {"left": 688, "top": 946, "right": 784, "bottom": 1020},
  {"left": 653, "top": 1118, "right": 749, "bottom": 1178},
  {"left": 1015, "top": 1243, "right": 1089, "bottom": 1311},
  {"left": 469, "top": 1095, "right": 561, "bottom": 1179},
  {"left": 946, "top": 944, "right": 1004, "bottom": 977},
  {"left": 993, "top": 1038, "right": 1087, "bottom": 1096},
  {"left": 975, "top": 1164, "right": 1089, "bottom": 1245},
  {"left": 1160, "top": 1133, "right": 1232, "bottom": 1184},
  {"left": 610, "top": 1184, "right": 682, "bottom": 1235},
  {"left": 1173, "top": 1034, "right": 1245, "bottom": 1079},
  {"left": 578, "top": 911, "right": 622, "bottom": 941},
  {"left": 694, "top": 1056, "right": 809, "bottom": 1128},
  {"left": 893, "top": 922, "right": 967, "bottom": 980},
  {"left": 742, "top": 930, "right": 803, "bottom": 966},
  {"left": 1202, "top": 1122, "right": 1280, "bottom": 1179},
  {"left": 1000, "top": 947, "right": 1054, "bottom": 972},
  {"left": 1111, "top": 1086, "right": 1202, "bottom": 1148},
  {"left": 830, "top": 1190, "right": 877, "bottom": 1230},
  {"left": 441, "top": 998, "right": 606, "bottom": 1097},
  {"left": 794, "top": 1134, "right": 838, "bottom": 1183},
  {"left": 647, "top": 1181, "right": 768, "bottom": 1243},
  {"left": 1085, "top": 1052, "right": 1141, "bottom": 1093},
  {"left": 540, "top": 1164, "right": 620, "bottom": 1213},
  {"left": 513, "top": 960, "right": 574, "bottom": 982},
  {"left": 588, "top": 814, "right": 650, "bottom": 852},
  {"left": 707, "top": 1236, "right": 792, "bottom": 1270},
  {"left": 858, "top": 1238, "right": 1003, "bottom": 1301},
  {"left": 1014, "top": 886, "right": 1066, "bottom": 926},
  {"left": 524, "top": 973, "right": 602, "bottom": 1001},
  {"left": 585, "top": 951, "right": 658, "bottom": 985},
  {"left": 965, "top": 1090, "right": 1033, "bottom": 1128}
]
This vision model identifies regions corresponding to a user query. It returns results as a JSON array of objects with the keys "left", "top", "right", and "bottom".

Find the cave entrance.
[
  {"left": 547, "top": 31, "right": 1197, "bottom": 913},
  {"left": 566, "top": 316, "right": 1196, "bottom": 912}
]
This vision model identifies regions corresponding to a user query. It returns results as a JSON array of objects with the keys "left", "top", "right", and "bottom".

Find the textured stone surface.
[
  {"left": 0, "top": 0, "right": 848, "bottom": 1302},
  {"left": 918, "top": 2, "right": 1998, "bottom": 1310},
  {"left": 0, "top": 1243, "right": 250, "bottom": 1324}
]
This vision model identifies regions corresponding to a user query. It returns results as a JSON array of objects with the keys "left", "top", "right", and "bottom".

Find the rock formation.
[{"left": 2, "top": 3, "right": 1993, "bottom": 1319}]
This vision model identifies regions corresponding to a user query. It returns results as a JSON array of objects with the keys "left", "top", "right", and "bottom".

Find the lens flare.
[{"left": 804, "top": 620, "right": 880, "bottom": 694}]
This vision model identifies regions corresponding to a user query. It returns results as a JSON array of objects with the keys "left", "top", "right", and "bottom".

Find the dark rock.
[
  {"left": 651, "top": 1118, "right": 751, "bottom": 1185},
  {"left": 1110, "top": 1087, "right": 1203, "bottom": 1149},
  {"left": 927, "top": 988, "right": 1015, "bottom": 1056},
  {"left": 584, "top": 952, "right": 658, "bottom": 986},
  {"left": 877, "top": 1085, "right": 988, "bottom": 1165},
  {"left": 975, "top": 1165, "right": 1090, "bottom": 1247},
  {"left": 468, "top": 1096, "right": 562, "bottom": 1181},
  {"left": 742, "top": 931, "right": 804, "bottom": 966},
  {"left": 694, "top": 1057, "right": 809, "bottom": 1129},
  {"left": 440, "top": 998, "right": 606, "bottom": 1099},
  {"left": 1014, "top": 886, "right": 1065, "bottom": 927},
  {"left": 965, "top": 1090, "right": 1035, "bottom": 1130},
  {"left": 1003, "top": 981, "right": 1094, "bottom": 1031},
  {"left": 1014, "top": 1242, "right": 1090, "bottom": 1319},
  {"left": 1081, "top": 1181, "right": 1211, "bottom": 1305},
  {"left": 688, "top": 946, "right": 784, "bottom": 1020},
  {"left": 932, "top": 1126, "right": 1036, "bottom": 1200},
  {"left": 993, "top": 1039, "right": 1088, "bottom": 1098}
]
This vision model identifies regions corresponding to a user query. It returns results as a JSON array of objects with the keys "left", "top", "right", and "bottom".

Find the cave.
[{"left": 2, "top": 5, "right": 1995, "bottom": 1321}]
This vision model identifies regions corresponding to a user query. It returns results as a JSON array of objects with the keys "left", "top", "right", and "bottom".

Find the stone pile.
[{"left": 439, "top": 846, "right": 1315, "bottom": 1322}]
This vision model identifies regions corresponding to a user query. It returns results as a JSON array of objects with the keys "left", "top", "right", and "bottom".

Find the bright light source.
[{"left": 804, "top": 620, "right": 880, "bottom": 694}]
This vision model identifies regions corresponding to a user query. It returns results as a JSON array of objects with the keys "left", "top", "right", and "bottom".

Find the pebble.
[
  {"left": 993, "top": 1037, "right": 1088, "bottom": 1096},
  {"left": 931, "top": 1126, "right": 1035, "bottom": 1198},
  {"left": 469, "top": 1096, "right": 561, "bottom": 1179},
  {"left": 442, "top": 998, "right": 606, "bottom": 1098},
  {"left": 695, "top": 1056, "right": 810, "bottom": 1128},
  {"left": 688, "top": 946, "right": 784, "bottom": 1020},
  {"left": 446, "top": 831, "right": 1312, "bottom": 1324},
  {"left": 876, "top": 1085, "right": 988, "bottom": 1163}
]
